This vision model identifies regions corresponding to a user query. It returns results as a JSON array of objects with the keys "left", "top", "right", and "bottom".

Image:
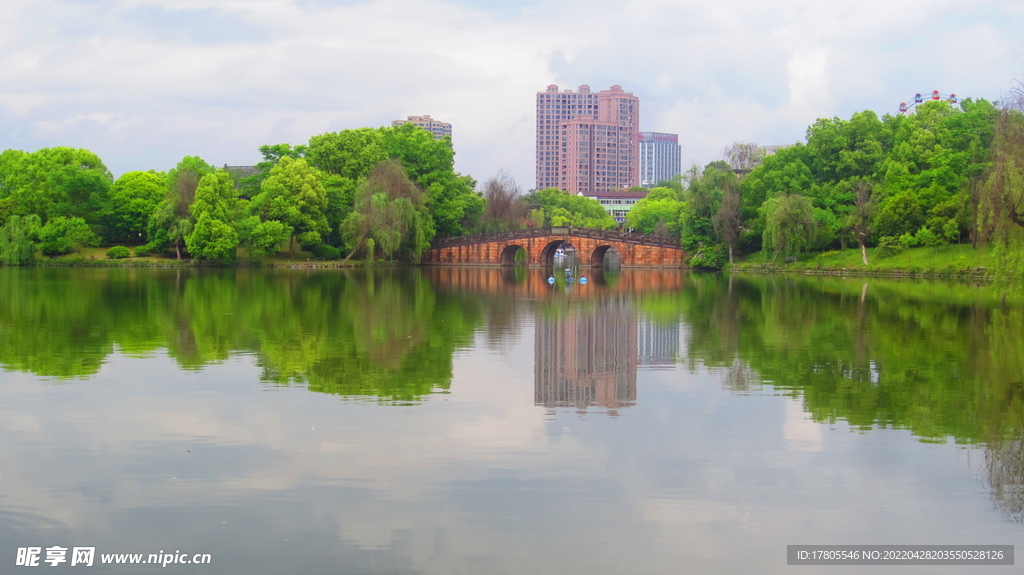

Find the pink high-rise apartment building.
[{"left": 535, "top": 84, "right": 640, "bottom": 194}]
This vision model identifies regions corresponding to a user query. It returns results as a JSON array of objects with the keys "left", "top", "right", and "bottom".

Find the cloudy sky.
[{"left": 1, "top": 0, "right": 1022, "bottom": 187}]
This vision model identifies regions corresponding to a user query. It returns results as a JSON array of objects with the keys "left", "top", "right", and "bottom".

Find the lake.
[{"left": 0, "top": 266, "right": 1021, "bottom": 574}]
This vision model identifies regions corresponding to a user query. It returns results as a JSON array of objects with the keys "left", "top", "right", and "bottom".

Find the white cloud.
[{"left": 0, "top": 0, "right": 1021, "bottom": 186}]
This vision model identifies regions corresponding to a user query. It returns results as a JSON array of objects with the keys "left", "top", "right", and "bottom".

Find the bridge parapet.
[{"left": 430, "top": 226, "right": 680, "bottom": 250}]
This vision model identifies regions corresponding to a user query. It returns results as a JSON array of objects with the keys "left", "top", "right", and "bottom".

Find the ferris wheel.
[{"left": 898, "top": 90, "right": 959, "bottom": 114}]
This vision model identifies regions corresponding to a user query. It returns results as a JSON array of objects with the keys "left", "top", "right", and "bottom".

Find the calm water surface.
[{"left": 0, "top": 267, "right": 1022, "bottom": 574}]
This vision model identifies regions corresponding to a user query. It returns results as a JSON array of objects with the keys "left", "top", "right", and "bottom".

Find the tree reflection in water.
[{"left": 0, "top": 267, "right": 1022, "bottom": 520}]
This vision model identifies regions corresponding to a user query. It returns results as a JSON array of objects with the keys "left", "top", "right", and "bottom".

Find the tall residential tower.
[
  {"left": 639, "top": 132, "right": 681, "bottom": 187},
  {"left": 535, "top": 84, "right": 640, "bottom": 194}
]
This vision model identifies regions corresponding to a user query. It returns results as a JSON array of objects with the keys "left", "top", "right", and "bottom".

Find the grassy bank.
[
  {"left": 29, "top": 246, "right": 372, "bottom": 268},
  {"left": 733, "top": 244, "right": 997, "bottom": 278}
]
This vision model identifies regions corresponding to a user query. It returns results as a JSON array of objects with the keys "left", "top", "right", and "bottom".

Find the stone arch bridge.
[{"left": 422, "top": 227, "right": 686, "bottom": 268}]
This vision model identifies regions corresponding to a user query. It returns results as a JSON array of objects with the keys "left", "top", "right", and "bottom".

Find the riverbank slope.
[{"left": 732, "top": 244, "right": 996, "bottom": 278}]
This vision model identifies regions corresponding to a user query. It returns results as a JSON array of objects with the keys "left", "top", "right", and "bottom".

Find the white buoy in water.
[
  {"left": 547, "top": 276, "right": 555, "bottom": 284},
  {"left": 579, "top": 277, "right": 588, "bottom": 284}
]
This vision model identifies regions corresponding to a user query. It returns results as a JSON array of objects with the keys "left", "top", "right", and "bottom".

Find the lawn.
[
  {"left": 736, "top": 243, "right": 995, "bottom": 276},
  {"left": 34, "top": 245, "right": 366, "bottom": 266}
]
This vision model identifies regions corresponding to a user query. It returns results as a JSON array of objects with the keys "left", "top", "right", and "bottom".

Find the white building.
[{"left": 639, "top": 132, "right": 681, "bottom": 188}]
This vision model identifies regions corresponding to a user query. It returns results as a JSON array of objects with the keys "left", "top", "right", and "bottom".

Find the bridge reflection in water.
[
  {"left": 427, "top": 267, "right": 683, "bottom": 413},
  {"left": 424, "top": 265, "right": 685, "bottom": 299}
]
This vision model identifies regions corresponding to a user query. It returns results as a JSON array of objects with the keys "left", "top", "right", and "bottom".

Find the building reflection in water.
[
  {"left": 637, "top": 318, "right": 680, "bottom": 370},
  {"left": 424, "top": 266, "right": 685, "bottom": 413},
  {"left": 534, "top": 297, "right": 683, "bottom": 413},
  {"left": 534, "top": 298, "right": 638, "bottom": 412}
]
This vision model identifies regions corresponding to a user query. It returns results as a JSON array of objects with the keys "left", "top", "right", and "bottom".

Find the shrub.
[
  {"left": 688, "top": 243, "right": 726, "bottom": 269},
  {"left": 875, "top": 236, "right": 904, "bottom": 259},
  {"left": 311, "top": 244, "right": 340, "bottom": 260},
  {"left": 914, "top": 226, "right": 943, "bottom": 247},
  {"left": 942, "top": 219, "right": 960, "bottom": 243},
  {"left": 106, "top": 245, "right": 131, "bottom": 259},
  {"left": 134, "top": 243, "right": 153, "bottom": 257},
  {"left": 898, "top": 232, "right": 919, "bottom": 249},
  {"left": 38, "top": 217, "right": 100, "bottom": 256}
]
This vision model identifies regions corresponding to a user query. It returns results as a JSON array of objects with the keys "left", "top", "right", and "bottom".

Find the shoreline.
[
  {"left": 2, "top": 259, "right": 996, "bottom": 280},
  {"left": 730, "top": 263, "right": 993, "bottom": 280}
]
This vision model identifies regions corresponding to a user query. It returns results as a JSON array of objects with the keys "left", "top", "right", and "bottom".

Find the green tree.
[
  {"left": 308, "top": 128, "right": 389, "bottom": 180},
  {"left": 307, "top": 125, "right": 481, "bottom": 239},
  {"left": 238, "top": 216, "right": 292, "bottom": 259},
  {"left": 680, "top": 163, "right": 737, "bottom": 250},
  {"left": 805, "top": 111, "right": 888, "bottom": 183},
  {"left": 146, "top": 156, "right": 215, "bottom": 259},
  {"left": 0, "top": 150, "right": 27, "bottom": 226},
  {"left": 383, "top": 123, "right": 473, "bottom": 236},
  {"left": 38, "top": 216, "right": 100, "bottom": 255},
  {"left": 0, "top": 147, "right": 112, "bottom": 224},
  {"left": 761, "top": 193, "right": 816, "bottom": 261},
  {"left": 185, "top": 172, "right": 240, "bottom": 262},
  {"left": 712, "top": 178, "right": 743, "bottom": 264},
  {"left": 341, "top": 160, "right": 429, "bottom": 263},
  {"left": 308, "top": 128, "right": 390, "bottom": 249},
  {"left": 0, "top": 214, "right": 41, "bottom": 264},
  {"left": 237, "top": 143, "right": 308, "bottom": 198},
  {"left": 874, "top": 189, "right": 925, "bottom": 238},
  {"left": 735, "top": 98, "right": 998, "bottom": 257},
  {"left": 250, "top": 156, "right": 329, "bottom": 259},
  {"left": 523, "top": 188, "right": 615, "bottom": 229},
  {"left": 103, "top": 171, "right": 165, "bottom": 244},
  {"left": 741, "top": 145, "right": 816, "bottom": 222},
  {"left": 977, "top": 88, "right": 1024, "bottom": 285},
  {"left": 626, "top": 187, "right": 683, "bottom": 236}
]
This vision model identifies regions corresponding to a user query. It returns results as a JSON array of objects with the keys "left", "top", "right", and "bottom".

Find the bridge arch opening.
[
  {"left": 541, "top": 240, "right": 577, "bottom": 267},
  {"left": 499, "top": 244, "right": 528, "bottom": 266},
  {"left": 590, "top": 245, "right": 621, "bottom": 268}
]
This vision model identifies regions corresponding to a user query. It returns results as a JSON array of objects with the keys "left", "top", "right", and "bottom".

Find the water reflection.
[
  {"left": 0, "top": 268, "right": 482, "bottom": 402},
  {"left": 674, "top": 273, "right": 1024, "bottom": 522},
  {"left": 988, "top": 436, "right": 1024, "bottom": 522},
  {"left": 532, "top": 300, "right": 681, "bottom": 413},
  {"left": 1, "top": 267, "right": 1024, "bottom": 574},
  {"left": 534, "top": 298, "right": 637, "bottom": 412}
]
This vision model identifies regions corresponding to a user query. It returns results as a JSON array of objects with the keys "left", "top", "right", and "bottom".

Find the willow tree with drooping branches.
[
  {"left": 977, "top": 84, "right": 1024, "bottom": 286},
  {"left": 0, "top": 214, "right": 41, "bottom": 265},
  {"left": 341, "top": 159, "right": 428, "bottom": 264},
  {"left": 760, "top": 193, "right": 816, "bottom": 262}
]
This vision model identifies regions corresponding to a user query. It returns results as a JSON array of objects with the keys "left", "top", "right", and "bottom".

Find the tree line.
[
  {"left": 0, "top": 121, "right": 622, "bottom": 265},
  {"left": 622, "top": 94, "right": 1024, "bottom": 273},
  {"left": 0, "top": 124, "right": 489, "bottom": 264},
  {"left": 3, "top": 92, "right": 1022, "bottom": 267}
]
